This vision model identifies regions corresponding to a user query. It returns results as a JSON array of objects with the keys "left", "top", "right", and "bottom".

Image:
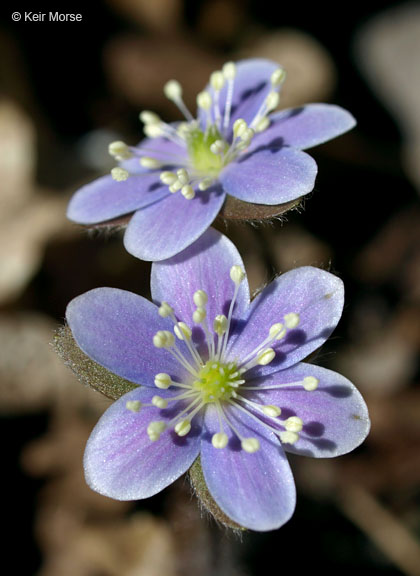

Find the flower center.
[
  {"left": 193, "top": 360, "right": 240, "bottom": 403},
  {"left": 187, "top": 126, "right": 224, "bottom": 176}
]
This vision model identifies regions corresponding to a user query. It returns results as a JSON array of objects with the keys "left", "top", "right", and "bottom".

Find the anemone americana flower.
[
  {"left": 66, "top": 228, "right": 369, "bottom": 531},
  {"left": 67, "top": 59, "right": 356, "bottom": 261}
]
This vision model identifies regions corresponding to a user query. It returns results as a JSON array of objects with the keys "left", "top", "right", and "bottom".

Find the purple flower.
[
  {"left": 67, "top": 59, "right": 356, "bottom": 261},
  {"left": 66, "top": 228, "right": 369, "bottom": 531}
]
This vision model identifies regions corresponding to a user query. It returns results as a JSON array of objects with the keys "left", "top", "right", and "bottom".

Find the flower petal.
[
  {"left": 123, "top": 185, "right": 226, "bottom": 261},
  {"left": 66, "top": 287, "right": 187, "bottom": 386},
  {"left": 252, "top": 104, "right": 356, "bottom": 151},
  {"left": 201, "top": 403, "right": 296, "bottom": 531},
  {"left": 84, "top": 387, "right": 201, "bottom": 500},
  {"left": 67, "top": 173, "right": 169, "bottom": 224},
  {"left": 246, "top": 363, "right": 370, "bottom": 458},
  {"left": 198, "top": 59, "right": 280, "bottom": 133},
  {"left": 151, "top": 228, "right": 250, "bottom": 331},
  {"left": 226, "top": 267, "right": 344, "bottom": 372},
  {"left": 219, "top": 146, "right": 317, "bottom": 204}
]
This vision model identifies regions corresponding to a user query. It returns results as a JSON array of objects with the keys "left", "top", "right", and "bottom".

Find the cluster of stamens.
[
  {"left": 108, "top": 62, "right": 286, "bottom": 199},
  {"left": 126, "top": 265, "right": 319, "bottom": 453}
]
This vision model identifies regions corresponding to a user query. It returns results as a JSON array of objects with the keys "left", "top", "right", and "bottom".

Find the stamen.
[
  {"left": 222, "top": 62, "right": 236, "bottom": 134},
  {"left": 139, "top": 157, "right": 162, "bottom": 169},
  {"left": 271, "top": 68, "right": 286, "bottom": 88},
  {"left": 197, "top": 91, "right": 212, "bottom": 130},
  {"left": 181, "top": 185, "right": 195, "bottom": 200},
  {"left": 212, "top": 432, "right": 229, "bottom": 448},
  {"left": 176, "top": 168, "right": 190, "bottom": 185},
  {"left": 126, "top": 400, "right": 141, "bottom": 412},
  {"left": 210, "top": 140, "right": 227, "bottom": 155},
  {"left": 254, "top": 117, "right": 270, "bottom": 133},
  {"left": 230, "top": 265, "right": 245, "bottom": 285},
  {"left": 220, "top": 266, "right": 245, "bottom": 360},
  {"left": 154, "top": 373, "right": 172, "bottom": 389},
  {"left": 139, "top": 110, "right": 161, "bottom": 125},
  {"left": 213, "top": 315, "right": 228, "bottom": 336},
  {"left": 193, "top": 290, "right": 208, "bottom": 307},
  {"left": 153, "top": 330, "right": 175, "bottom": 349},
  {"left": 111, "top": 167, "right": 129, "bottom": 182},
  {"left": 279, "top": 431, "right": 299, "bottom": 444},
  {"left": 163, "top": 80, "right": 194, "bottom": 122},
  {"left": 262, "top": 405, "right": 282, "bottom": 417},
  {"left": 303, "top": 376, "right": 319, "bottom": 391},
  {"left": 256, "top": 348, "right": 276, "bottom": 365},
  {"left": 284, "top": 313, "right": 300, "bottom": 329},
  {"left": 174, "top": 419, "right": 191, "bottom": 437},
  {"left": 109, "top": 141, "right": 132, "bottom": 160},
  {"left": 147, "top": 421, "right": 166, "bottom": 441},
  {"left": 210, "top": 70, "right": 225, "bottom": 130},
  {"left": 174, "top": 322, "right": 192, "bottom": 341},
  {"left": 152, "top": 395, "right": 169, "bottom": 409},
  {"left": 193, "top": 307, "right": 206, "bottom": 323},
  {"left": 233, "top": 119, "right": 247, "bottom": 139},
  {"left": 241, "top": 437, "right": 260, "bottom": 453},
  {"left": 265, "top": 91, "right": 280, "bottom": 113},
  {"left": 198, "top": 178, "right": 214, "bottom": 191},
  {"left": 160, "top": 171, "right": 178, "bottom": 186},
  {"left": 285, "top": 416, "right": 303, "bottom": 432},
  {"left": 158, "top": 302, "right": 174, "bottom": 318}
]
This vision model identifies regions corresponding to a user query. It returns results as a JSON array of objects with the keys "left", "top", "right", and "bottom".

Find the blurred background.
[{"left": 0, "top": 0, "right": 419, "bottom": 574}]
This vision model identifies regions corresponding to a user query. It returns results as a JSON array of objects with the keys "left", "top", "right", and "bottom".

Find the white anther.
[
  {"left": 126, "top": 400, "right": 141, "bottom": 412},
  {"left": 153, "top": 330, "right": 175, "bottom": 349},
  {"left": 176, "top": 168, "right": 189, "bottom": 185},
  {"left": 257, "top": 348, "right": 276, "bottom": 366},
  {"left": 181, "top": 185, "right": 195, "bottom": 200},
  {"left": 160, "top": 171, "right": 178, "bottom": 185},
  {"left": 154, "top": 373, "right": 172, "bottom": 389},
  {"left": 240, "top": 127, "right": 255, "bottom": 143},
  {"left": 140, "top": 157, "right": 162, "bottom": 169},
  {"left": 210, "top": 71, "right": 225, "bottom": 91},
  {"left": 174, "top": 420, "right": 191, "bottom": 437},
  {"left": 280, "top": 431, "right": 299, "bottom": 444},
  {"left": 108, "top": 141, "right": 132, "bottom": 160},
  {"left": 174, "top": 322, "right": 192, "bottom": 341},
  {"left": 269, "top": 323, "right": 284, "bottom": 338},
  {"left": 214, "top": 315, "right": 228, "bottom": 336},
  {"left": 212, "top": 432, "right": 229, "bottom": 449},
  {"left": 284, "top": 313, "right": 300, "bottom": 329},
  {"left": 241, "top": 438, "right": 260, "bottom": 453},
  {"left": 152, "top": 395, "right": 168, "bottom": 409},
  {"left": 164, "top": 79, "right": 182, "bottom": 101},
  {"left": 262, "top": 405, "right": 281, "bottom": 418},
  {"left": 111, "top": 167, "right": 129, "bottom": 181},
  {"left": 158, "top": 302, "right": 174, "bottom": 318},
  {"left": 193, "top": 290, "right": 208, "bottom": 307},
  {"left": 210, "top": 140, "right": 227, "bottom": 155},
  {"left": 223, "top": 61, "right": 236, "bottom": 80},
  {"left": 271, "top": 68, "right": 286, "bottom": 87},
  {"left": 177, "top": 122, "right": 191, "bottom": 138},
  {"left": 140, "top": 110, "right": 161, "bottom": 125},
  {"left": 147, "top": 421, "right": 166, "bottom": 441},
  {"left": 266, "top": 91, "right": 280, "bottom": 112},
  {"left": 198, "top": 178, "right": 214, "bottom": 191},
  {"left": 197, "top": 91, "right": 212, "bottom": 110},
  {"left": 144, "top": 124, "right": 163, "bottom": 138},
  {"left": 285, "top": 416, "right": 303, "bottom": 433},
  {"left": 169, "top": 180, "right": 182, "bottom": 193},
  {"left": 230, "top": 265, "right": 245, "bottom": 285},
  {"left": 303, "top": 376, "right": 319, "bottom": 391},
  {"left": 255, "top": 117, "right": 270, "bottom": 133},
  {"left": 193, "top": 307, "right": 206, "bottom": 323},
  {"left": 233, "top": 118, "right": 247, "bottom": 138}
]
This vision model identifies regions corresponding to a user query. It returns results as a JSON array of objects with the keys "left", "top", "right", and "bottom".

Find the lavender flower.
[
  {"left": 66, "top": 228, "right": 369, "bottom": 531},
  {"left": 67, "top": 59, "right": 356, "bottom": 261}
]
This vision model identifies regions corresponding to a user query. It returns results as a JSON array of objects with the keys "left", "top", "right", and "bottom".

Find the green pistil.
[
  {"left": 187, "top": 126, "right": 224, "bottom": 175},
  {"left": 193, "top": 360, "right": 240, "bottom": 403}
]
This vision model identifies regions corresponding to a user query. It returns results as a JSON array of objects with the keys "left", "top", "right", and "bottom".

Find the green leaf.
[{"left": 52, "top": 325, "right": 138, "bottom": 400}]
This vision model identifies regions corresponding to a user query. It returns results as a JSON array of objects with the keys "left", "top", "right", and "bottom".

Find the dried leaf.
[{"left": 53, "top": 325, "right": 137, "bottom": 400}]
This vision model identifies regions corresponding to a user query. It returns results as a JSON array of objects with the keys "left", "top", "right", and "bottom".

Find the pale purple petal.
[
  {"left": 198, "top": 59, "right": 279, "bottom": 134},
  {"left": 66, "top": 288, "right": 187, "bottom": 386},
  {"left": 251, "top": 104, "right": 356, "bottom": 151},
  {"left": 123, "top": 185, "right": 226, "bottom": 261},
  {"left": 84, "top": 387, "right": 201, "bottom": 500},
  {"left": 119, "top": 136, "right": 188, "bottom": 173},
  {"left": 219, "top": 147, "right": 317, "bottom": 204},
  {"left": 67, "top": 173, "right": 169, "bottom": 224},
  {"left": 151, "top": 228, "right": 250, "bottom": 332},
  {"left": 246, "top": 363, "right": 370, "bottom": 458},
  {"left": 201, "top": 403, "right": 296, "bottom": 531},
  {"left": 226, "top": 267, "right": 344, "bottom": 372}
]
